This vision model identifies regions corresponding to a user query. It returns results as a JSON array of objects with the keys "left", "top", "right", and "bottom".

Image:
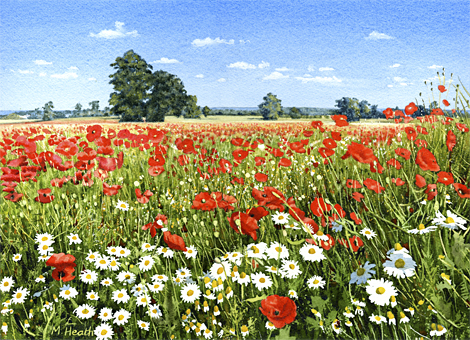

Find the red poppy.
[
  {"left": 331, "top": 131, "right": 342, "bottom": 141},
  {"left": 405, "top": 127, "right": 417, "bottom": 141},
  {"left": 425, "top": 184, "right": 438, "bottom": 201},
  {"left": 303, "top": 130, "right": 314, "bottom": 137},
  {"left": 163, "top": 231, "right": 187, "bottom": 251},
  {"left": 259, "top": 295, "right": 297, "bottom": 329},
  {"left": 442, "top": 99, "right": 450, "bottom": 107},
  {"left": 86, "top": 125, "right": 102, "bottom": 143},
  {"left": 251, "top": 187, "right": 285, "bottom": 212},
  {"left": 346, "top": 179, "right": 362, "bottom": 189},
  {"left": 148, "top": 165, "right": 165, "bottom": 177},
  {"left": 96, "top": 157, "right": 116, "bottom": 172},
  {"left": 4, "top": 191, "right": 23, "bottom": 202},
  {"left": 278, "top": 158, "right": 292, "bottom": 167},
  {"left": 191, "top": 192, "right": 217, "bottom": 211},
  {"left": 7, "top": 156, "right": 28, "bottom": 167},
  {"left": 350, "top": 212, "right": 362, "bottom": 225},
  {"left": 386, "top": 158, "right": 402, "bottom": 170},
  {"left": 209, "top": 192, "right": 237, "bottom": 212},
  {"left": 103, "top": 182, "right": 121, "bottom": 196},
  {"left": 136, "top": 188, "right": 153, "bottom": 204},
  {"left": 392, "top": 178, "right": 406, "bottom": 186},
  {"left": 231, "top": 177, "right": 245, "bottom": 186},
  {"left": 416, "top": 126, "right": 428, "bottom": 135},
  {"left": 227, "top": 212, "right": 259, "bottom": 241},
  {"left": 310, "top": 197, "right": 332, "bottom": 217},
  {"left": 446, "top": 130, "right": 456, "bottom": 152},
  {"left": 320, "top": 234, "right": 336, "bottom": 251},
  {"left": 415, "top": 174, "right": 427, "bottom": 188},
  {"left": 35, "top": 188, "right": 55, "bottom": 203},
  {"left": 232, "top": 149, "right": 249, "bottom": 165},
  {"left": 351, "top": 192, "right": 364, "bottom": 202},
  {"left": 177, "top": 155, "right": 190, "bottom": 166},
  {"left": 348, "top": 236, "right": 364, "bottom": 252},
  {"left": 363, "top": 178, "right": 385, "bottom": 194},
  {"left": 270, "top": 148, "right": 285, "bottom": 158},
  {"left": 414, "top": 139, "right": 428, "bottom": 148},
  {"left": 437, "top": 171, "right": 454, "bottom": 186},
  {"left": 142, "top": 214, "right": 167, "bottom": 238},
  {"left": 431, "top": 108, "right": 444, "bottom": 116},
  {"left": 323, "top": 138, "right": 337, "bottom": 149},
  {"left": 254, "top": 173, "right": 268, "bottom": 182},
  {"left": 246, "top": 206, "right": 269, "bottom": 221},
  {"left": 404, "top": 102, "right": 418, "bottom": 116},
  {"left": 347, "top": 142, "right": 376, "bottom": 164},
  {"left": 175, "top": 138, "right": 197, "bottom": 154},
  {"left": 415, "top": 148, "right": 440, "bottom": 172},
  {"left": 46, "top": 253, "right": 77, "bottom": 282},
  {"left": 383, "top": 108, "right": 394, "bottom": 119},
  {"left": 453, "top": 183, "right": 470, "bottom": 199},
  {"left": 255, "top": 157, "right": 266, "bottom": 166},
  {"left": 311, "top": 121, "right": 325, "bottom": 132},
  {"left": 331, "top": 115, "right": 349, "bottom": 127},
  {"left": 456, "top": 123, "right": 469, "bottom": 132},
  {"left": 438, "top": 85, "right": 447, "bottom": 93},
  {"left": 318, "top": 147, "right": 335, "bottom": 158},
  {"left": 218, "top": 159, "right": 232, "bottom": 173},
  {"left": 333, "top": 204, "right": 346, "bottom": 218}
]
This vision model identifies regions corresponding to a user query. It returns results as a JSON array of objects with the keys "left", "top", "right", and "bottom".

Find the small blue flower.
[
  {"left": 331, "top": 221, "right": 343, "bottom": 232},
  {"left": 349, "top": 261, "right": 376, "bottom": 285},
  {"left": 60, "top": 284, "right": 71, "bottom": 291},
  {"left": 33, "top": 291, "right": 43, "bottom": 297}
]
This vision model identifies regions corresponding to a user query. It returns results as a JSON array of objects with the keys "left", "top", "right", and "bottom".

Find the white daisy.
[
  {"left": 74, "top": 304, "right": 96, "bottom": 320},
  {"left": 112, "top": 289, "right": 130, "bottom": 304},
  {"left": 116, "top": 247, "right": 131, "bottom": 258},
  {"left": 246, "top": 242, "right": 267, "bottom": 259},
  {"left": 94, "top": 256, "right": 110, "bottom": 270},
  {"left": 369, "top": 314, "right": 386, "bottom": 324},
  {"left": 85, "top": 250, "right": 100, "bottom": 262},
  {"left": 138, "top": 256, "right": 155, "bottom": 272},
  {"left": 35, "top": 233, "right": 54, "bottom": 244},
  {"left": 266, "top": 321, "right": 276, "bottom": 330},
  {"left": 430, "top": 323, "right": 447, "bottom": 336},
  {"left": 135, "top": 294, "right": 150, "bottom": 307},
  {"left": 131, "top": 283, "right": 148, "bottom": 297},
  {"left": 0, "top": 277, "right": 15, "bottom": 292},
  {"left": 210, "top": 262, "right": 232, "bottom": 282},
  {"left": 251, "top": 272, "right": 273, "bottom": 290},
  {"left": 106, "top": 246, "right": 119, "bottom": 257},
  {"left": 180, "top": 284, "right": 201, "bottom": 303},
  {"left": 151, "top": 274, "right": 169, "bottom": 282},
  {"left": 349, "top": 261, "right": 376, "bottom": 285},
  {"left": 331, "top": 319, "right": 342, "bottom": 334},
  {"left": 80, "top": 270, "right": 98, "bottom": 284},
  {"left": 383, "top": 253, "right": 416, "bottom": 278},
  {"left": 387, "top": 311, "right": 396, "bottom": 325},
  {"left": 343, "top": 307, "right": 354, "bottom": 318},
  {"left": 138, "top": 320, "right": 150, "bottom": 331},
  {"left": 280, "top": 260, "right": 302, "bottom": 279},
  {"left": 237, "top": 272, "right": 251, "bottom": 286},
  {"left": 184, "top": 245, "right": 198, "bottom": 259},
  {"left": 299, "top": 243, "right": 326, "bottom": 262},
  {"left": 176, "top": 268, "right": 192, "bottom": 279},
  {"left": 67, "top": 233, "right": 82, "bottom": 245},
  {"left": 147, "top": 304, "right": 162, "bottom": 319},
  {"left": 227, "top": 252, "right": 243, "bottom": 266},
  {"left": 157, "top": 246, "right": 174, "bottom": 258},
  {"left": 100, "top": 278, "right": 113, "bottom": 286},
  {"left": 12, "top": 254, "right": 22, "bottom": 262},
  {"left": 266, "top": 242, "right": 289, "bottom": 260},
  {"left": 288, "top": 290, "right": 298, "bottom": 299},
  {"left": 312, "top": 230, "right": 329, "bottom": 242},
  {"left": 366, "top": 278, "right": 397, "bottom": 306},
  {"left": 94, "top": 323, "right": 114, "bottom": 340},
  {"left": 360, "top": 228, "right": 377, "bottom": 240},
  {"left": 113, "top": 309, "right": 131, "bottom": 325},
  {"left": 432, "top": 210, "right": 467, "bottom": 230},
  {"left": 86, "top": 291, "right": 99, "bottom": 301},
  {"left": 37, "top": 243, "right": 54, "bottom": 255},
  {"left": 408, "top": 223, "right": 437, "bottom": 234},
  {"left": 11, "top": 287, "right": 29, "bottom": 304},
  {"left": 116, "top": 271, "right": 135, "bottom": 285},
  {"left": 98, "top": 307, "right": 113, "bottom": 321},
  {"left": 115, "top": 200, "right": 129, "bottom": 211},
  {"left": 59, "top": 287, "right": 78, "bottom": 300},
  {"left": 147, "top": 281, "right": 165, "bottom": 293},
  {"left": 272, "top": 211, "right": 290, "bottom": 225},
  {"left": 399, "top": 312, "right": 410, "bottom": 323},
  {"left": 142, "top": 243, "right": 156, "bottom": 252},
  {"left": 307, "top": 276, "right": 326, "bottom": 289}
]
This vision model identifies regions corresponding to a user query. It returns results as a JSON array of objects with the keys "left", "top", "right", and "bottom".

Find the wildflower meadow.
[{"left": 1, "top": 80, "right": 470, "bottom": 340}]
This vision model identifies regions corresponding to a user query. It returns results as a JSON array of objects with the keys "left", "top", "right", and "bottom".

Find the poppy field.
[{"left": 1, "top": 86, "right": 470, "bottom": 340}]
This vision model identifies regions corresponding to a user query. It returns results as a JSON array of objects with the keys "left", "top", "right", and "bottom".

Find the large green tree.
[
  {"left": 259, "top": 93, "right": 282, "bottom": 120},
  {"left": 42, "top": 101, "right": 54, "bottom": 121},
  {"left": 109, "top": 50, "right": 153, "bottom": 122},
  {"left": 182, "top": 95, "right": 202, "bottom": 119},
  {"left": 146, "top": 70, "right": 189, "bottom": 122}
]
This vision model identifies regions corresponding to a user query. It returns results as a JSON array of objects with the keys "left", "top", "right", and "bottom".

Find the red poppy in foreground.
[
  {"left": 163, "top": 231, "right": 187, "bottom": 251},
  {"left": 227, "top": 212, "right": 259, "bottom": 241},
  {"left": 135, "top": 188, "right": 153, "bottom": 204},
  {"left": 437, "top": 172, "right": 454, "bottom": 186},
  {"left": 103, "top": 182, "right": 122, "bottom": 196},
  {"left": 310, "top": 197, "right": 332, "bottom": 217},
  {"left": 259, "top": 295, "right": 297, "bottom": 329},
  {"left": 415, "top": 148, "right": 440, "bottom": 172},
  {"left": 252, "top": 187, "right": 285, "bottom": 212},
  {"left": 4, "top": 191, "right": 23, "bottom": 202},
  {"left": 395, "top": 148, "right": 411, "bottom": 161},
  {"left": 453, "top": 183, "right": 470, "bottom": 199},
  {"left": 415, "top": 174, "right": 427, "bottom": 188},
  {"left": 446, "top": 130, "right": 456, "bottom": 152},
  {"left": 363, "top": 178, "right": 385, "bottom": 194},
  {"left": 443, "top": 99, "right": 450, "bottom": 107},
  {"left": 438, "top": 85, "right": 447, "bottom": 93},
  {"left": 35, "top": 188, "right": 55, "bottom": 203},
  {"left": 331, "top": 115, "right": 349, "bottom": 127},
  {"left": 191, "top": 192, "right": 217, "bottom": 211},
  {"left": 46, "top": 253, "right": 77, "bottom": 282},
  {"left": 142, "top": 214, "right": 168, "bottom": 238},
  {"left": 246, "top": 206, "right": 269, "bottom": 221}
]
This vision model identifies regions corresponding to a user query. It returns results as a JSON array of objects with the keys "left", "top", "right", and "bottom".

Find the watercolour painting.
[{"left": 1, "top": 1, "right": 470, "bottom": 339}]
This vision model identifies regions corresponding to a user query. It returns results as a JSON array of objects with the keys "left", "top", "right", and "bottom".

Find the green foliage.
[
  {"left": 259, "top": 92, "right": 282, "bottom": 120},
  {"left": 182, "top": 95, "right": 202, "bottom": 119},
  {"left": 202, "top": 106, "right": 211, "bottom": 117},
  {"left": 289, "top": 106, "right": 302, "bottom": 119},
  {"left": 42, "top": 101, "right": 54, "bottom": 121}
]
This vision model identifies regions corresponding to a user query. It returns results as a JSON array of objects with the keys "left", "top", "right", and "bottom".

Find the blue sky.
[{"left": 1, "top": 0, "right": 469, "bottom": 110}]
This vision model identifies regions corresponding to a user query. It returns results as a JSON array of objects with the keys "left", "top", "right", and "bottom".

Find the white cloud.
[
  {"left": 18, "top": 69, "right": 34, "bottom": 74},
  {"left": 239, "top": 39, "right": 250, "bottom": 44},
  {"left": 303, "top": 74, "right": 312, "bottom": 77},
  {"left": 68, "top": 66, "right": 79, "bottom": 70},
  {"left": 88, "top": 77, "right": 96, "bottom": 81},
  {"left": 34, "top": 60, "right": 52, "bottom": 65},
  {"left": 275, "top": 67, "right": 291, "bottom": 72},
  {"left": 192, "top": 37, "right": 234, "bottom": 47},
  {"left": 387, "top": 85, "right": 394, "bottom": 87},
  {"left": 400, "top": 83, "right": 408, "bottom": 86},
  {"left": 263, "top": 72, "right": 289, "bottom": 80},
  {"left": 295, "top": 76, "right": 342, "bottom": 84},
  {"left": 428, "top": 65, "right": 443, "bottom": 69},
  {"left": 151, "top": 57, "right": 181, "bottom": 64},
  {"left": 393, "top": 77, "right": 406, "bottom": 82},
  {"left": 319, "top": 67, "right": 334, "bottom": 71},
  {"left": 10, "top": 69, "right": 15, "bottom": 72},
  {"left": 307, "top": 65, "right": 315, "bottom": 72},
  {"left": 39, "top": 72, "right": 47, "bottom": 77},
  {"left": 51, "top": 72, "right": 78, "bottom": 79},
  {"left": 365, "top": 31, "right": 394, "bottom": 40},
  {"left": 195, "top": 74, "right": 204, "bottom": 78},
  {"left": 217, "top": 78, "right": 226, "bottom": 82},
  {"left": 90, "top": 21, "right": 138, "bottom": 39},
  {"left": 227, "top": 61, "right": 256, "bottom": 70},
  {"left": 258, "top": 61, "right": 270, "bottom": 69},
  {"left": 389, "top": 63, "right": 401, "bottom": 68}
]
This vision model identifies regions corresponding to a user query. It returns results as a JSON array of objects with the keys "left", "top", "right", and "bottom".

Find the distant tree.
[
  {"left": 73, "top": 103, "right": 82, "bottom": 117},
  {"left": 289, "top": 107, "right": 302, "bottom": 119},
  {"left": 89, "top": 101, "right": 100, "bottom": 116},
  {"left": 335, "top": 97, "right": 361, "bottom": 122},
  {"left": 30, "top": 108, "right": 41, "bottom": 119},
  {"left": 103, "top": 106, "right": 110, "bottom": 116},
  {"left": 202, "top": 106, "right": 211, "bottom": 117},
  {"left": 109, "top": 50, "right": 153, "bottom": 122},
  {"left": 259, "top": 93, "right": 282, "bottom": 120},
  {"left": 146, "top": 70, "right": 189, "bottom": 122},
  {"left": 42, "top": 101, "right": 54, "bottom": 121},
  {"left": 183, "top": 95, "right": 202, "bottom": 119}
]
